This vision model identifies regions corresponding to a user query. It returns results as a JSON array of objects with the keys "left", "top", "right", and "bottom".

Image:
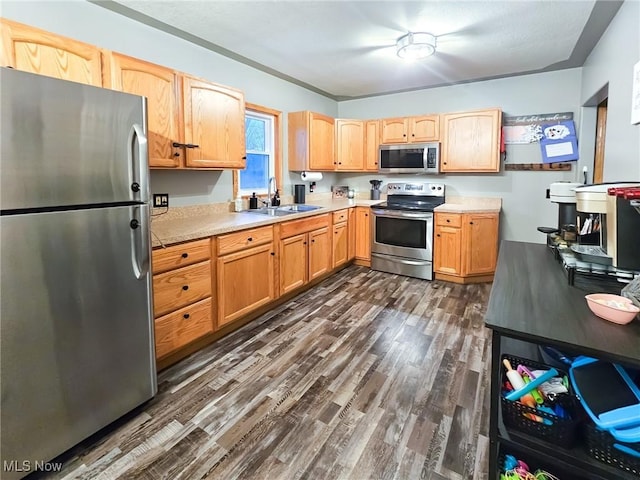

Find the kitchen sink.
[
  {"left": 246, "top": 207, "right": 296, "bottom": 216},
  {"left": 244, "top": 204, "right": 323, "bottom": 216},
  {"left": 277, "top": 204, "right": 323, "bottom": 212}
]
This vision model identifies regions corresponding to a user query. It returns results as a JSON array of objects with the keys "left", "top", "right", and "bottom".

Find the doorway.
[{"left": 593, "top": 98, "right": 608, "bottom": 183}]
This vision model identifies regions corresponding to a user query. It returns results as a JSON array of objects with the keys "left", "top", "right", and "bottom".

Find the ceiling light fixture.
[{"left": 396, "top": 32, "right": 437, "bottom": 60}]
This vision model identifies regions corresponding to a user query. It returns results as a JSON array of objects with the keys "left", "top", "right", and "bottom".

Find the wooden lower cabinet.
[
  {"left": 310, "top": 227, "right": 332, "bottom": 279},
  {"left": 278, "top": 214, "right": 332, "bottom": 295},
  {"left": 151, "top": 238, "right": 214, "bottom": 360},
  {"left": 216, "top": 229, "right": 275, "bottom": 327},
  {"left": 154, "top": 297, "right": 213, "bottom": 359},
  {"left": 332, "top": 222, "right": 348, "bottom": 268},
  {"left": 354, "top": 207, "right": 371, "bottom": 266},
  {"left": 280, "top": 233, "right": 307, "bottom": 293},
  {"left": 434, "top": 211, "right": 499, "bottom": 282}
]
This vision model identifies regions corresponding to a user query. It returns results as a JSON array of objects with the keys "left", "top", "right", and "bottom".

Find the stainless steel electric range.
[{"left": 371, "top": 182, "right": 445, "bottom": 280}]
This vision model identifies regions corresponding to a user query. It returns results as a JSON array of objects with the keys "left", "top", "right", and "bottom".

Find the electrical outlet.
[{"left": 153, "top": 193, "right": 169, "bottom": 208}]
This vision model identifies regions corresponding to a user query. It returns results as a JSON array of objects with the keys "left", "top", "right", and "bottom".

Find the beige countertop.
[
  {"left": 151, "top": 198, "right": 382, "bottom": 247},
  {"left": 435, "top": 196, "right": 502, "bottom": 213}
]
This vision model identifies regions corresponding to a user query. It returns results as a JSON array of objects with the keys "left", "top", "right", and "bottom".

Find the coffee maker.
[{"left": 575, "top": 183, "right": 640, "bottom": 270}]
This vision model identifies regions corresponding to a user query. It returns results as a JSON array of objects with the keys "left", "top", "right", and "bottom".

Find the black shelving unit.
[{"left": 485, "top": 241, "right": 640, "bottom": 480}]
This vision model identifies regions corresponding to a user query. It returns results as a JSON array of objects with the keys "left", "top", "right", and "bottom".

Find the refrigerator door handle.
[
  {"left": 130, "top": 205, "right": 150, "bottom": 280},
  {"left": 129, "top": 123, "right": 149, "bottom": 203}
]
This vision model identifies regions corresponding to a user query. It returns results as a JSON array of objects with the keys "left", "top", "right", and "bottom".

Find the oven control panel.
[{"left": 387, "top": 182, "right": 445, "bottom": 197}]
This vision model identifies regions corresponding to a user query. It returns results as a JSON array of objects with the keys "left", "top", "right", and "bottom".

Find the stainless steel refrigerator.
[{"left": 0, "top": 68, "right": 157, "bottom": 478}]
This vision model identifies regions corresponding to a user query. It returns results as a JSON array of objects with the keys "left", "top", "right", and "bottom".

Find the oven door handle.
[{"left": 371, "top": 209, "right": 433, "bottom": 219}]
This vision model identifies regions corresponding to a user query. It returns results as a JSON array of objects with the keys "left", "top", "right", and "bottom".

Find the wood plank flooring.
[{"left": 35, "top": 266, "right": 493, "bottom": 480}]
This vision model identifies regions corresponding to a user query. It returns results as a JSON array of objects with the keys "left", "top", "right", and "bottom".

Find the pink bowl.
[{"left": 585, "top": 293, "right": 639, "bottom": 325}]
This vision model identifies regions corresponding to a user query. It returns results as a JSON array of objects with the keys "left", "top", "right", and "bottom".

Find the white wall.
[
  {"left": 580, "top": 0, "right": 640, "bottom": 182},
  {"left": 338, "top": 69, "right": 583, "bottom": 243},
  {"left": 1, "top": 0, "right": 339, "bottom": 206}
]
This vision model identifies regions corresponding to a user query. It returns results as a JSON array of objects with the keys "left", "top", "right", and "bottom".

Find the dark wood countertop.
[{"left": 484, "top": 241, "right": 640, "bottom": 366}]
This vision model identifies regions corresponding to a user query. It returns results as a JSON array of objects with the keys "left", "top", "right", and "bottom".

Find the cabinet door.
[
  {"left": 217, "top": 243, "right": 274, "bottom": 327},
  {"left": 332, "top": 222, "right": 348, "bottom": 268},
  {"left": 183, "top": 75, "right": 246, "bottom": 169},
  {"left": 335, "top": 119, "right": 365, "bottom": 170},
  {"left": 463, "top": 213, "right": 499, "bottom": 276},
  {"left": 365, "top": 120, "right": 380, "bottom": 171},
  {"left": 355, "top": 207, "right": 371, "bottom": 261},
  {"left": 411, "top": 115, "right": 439, "bottom": 142},
  {"left": 106, "top": 53, "right": 181, "bottom": 168},
  {"left": 347, "top": 208, "right": 356, "bottom": 260},
  {"left": 441, "top": 109, "right": 501, "bottom": 172},
  {"left": 1, "top": 19, "right": 102, "bottom": 86},
  {"left": 309, "top": 112, "right": 335, "bottom": 170},
  {"left": 309, "top": 227, "right": 331, "bottom": 280},
  {"left": 434, "top": 225, "right": 462, "bottom": 275},
  {"left": 380, "top": 117, "right": 409, "bottom": 144},
  {"left": 280, "top": 234, "right": 307, "bottom": 294}
]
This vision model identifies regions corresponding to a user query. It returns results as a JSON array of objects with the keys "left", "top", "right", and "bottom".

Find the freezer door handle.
[
  {"left": 130, "top": 123, "right": 149, "bottom": 203},
  {"left": 130, "top": 206, "right": 150, "bottom": 280}
]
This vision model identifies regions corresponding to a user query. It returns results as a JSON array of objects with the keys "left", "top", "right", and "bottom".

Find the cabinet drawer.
[
  {"left": 154, "top": 297, "right": 213, "bottom": 359},
  {"left": 217, "top": 225, "right": 273, "bottom": 256},
  {"left": 436, "top": 213, "right": 462, "bottom": 228},
  {"left": 153, "top": 260, "right": 212, "bottom": 316},
  {"left": 152, "top": 238, "right": 211, "bottom": 274},
  {"left": 280, "top": 214, "right": 330, "bottom": 238},
  {"left": 333, "top": 209, "right": 349, "bottom": 224}
]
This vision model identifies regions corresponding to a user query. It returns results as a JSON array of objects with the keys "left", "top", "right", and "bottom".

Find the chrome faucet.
[
  {"left": 268, "top": 176, "right": 276, "bottom": 206},
  {"left": 261, "top": 176, "right": 277, "bottom": 207}
]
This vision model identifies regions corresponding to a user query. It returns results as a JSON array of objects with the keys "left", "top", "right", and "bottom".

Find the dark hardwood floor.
[{"left": 37, "top": 266, "right": 493, "bottom": 480}]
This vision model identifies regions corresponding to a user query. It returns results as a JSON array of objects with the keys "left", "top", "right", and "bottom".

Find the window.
[{"left": 236, "top": 106, "right": 280, "bottom": 197}]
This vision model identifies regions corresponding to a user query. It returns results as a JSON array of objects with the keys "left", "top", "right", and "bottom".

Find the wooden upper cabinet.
[
  {"left": 288, "top": 111, "right": 335, "bottom": 171},
  {"left": 104, "top": 52, "right": 181, "bottom": 168},
  {"left": 1, "top": 18, "right": 102, "bottom": 86},
  {"left": 380, "top": 117, "right": 409, "bottom": 143},
  {"left": 412, "top": 115, "right": 439, "bottom": 142},
  {"left": 365, "top": 120, "right": 380, "bottom": 171},
  {"left": 335, "top": 119, "right": 365, "bottom": 171},
  {"left": 182, "top": 74, "right": 246, "bottom": 169},
  {"left": 380, "top": 115, "right": 439, "bottom": 144},
  {"left": 441, "top": 108, "right": 502, "bottom": 172}
]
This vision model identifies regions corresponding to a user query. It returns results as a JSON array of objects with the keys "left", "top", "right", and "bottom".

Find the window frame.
[{"left": 234, "top": 103, "right": 282, "bottom": 200}]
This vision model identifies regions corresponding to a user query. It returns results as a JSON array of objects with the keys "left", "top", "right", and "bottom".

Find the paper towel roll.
[{"left": 300, "top": 171, "right": 323, "bottom": 182}]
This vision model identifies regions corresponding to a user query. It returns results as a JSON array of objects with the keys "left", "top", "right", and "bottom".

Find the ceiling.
[{"left": 97, "top": 0, "right": 623, "bottom": 101}]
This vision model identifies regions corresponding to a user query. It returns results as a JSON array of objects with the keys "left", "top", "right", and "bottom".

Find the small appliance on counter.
[
  {"left": 574, "top": 183, "right": 640, "bottom": 270},
  {"left": 293, "top": 184, "right": 305, "bottom": 204},
  {"left": 538, "top": 182, "right": 581, "bottom": 238},
  {"left": 249, "top": 192, "right": 259, "bottom": 209},
  {"left": 370, "top": 180, "right": 383, "bottom": 200}
]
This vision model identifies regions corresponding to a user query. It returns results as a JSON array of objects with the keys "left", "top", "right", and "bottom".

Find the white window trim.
[{"left": 239, "top": 110, "right": 275, "bottom": 196}]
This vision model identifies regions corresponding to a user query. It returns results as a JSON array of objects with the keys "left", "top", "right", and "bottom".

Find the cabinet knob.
[
  {"left": 182, "top": 285, "right": 189, "bottom": 291},
  {"left": 436, "top": 234, "right": 441, "bottom": 237},
  {"left": 312, "top": 239, "right": 315, "bottom": 243},
  {"left": 181, "top": 253, "right": 189, "bottom": 258},
  {"left": 446, "top": 219, "right": 450, "bottom": 223},
  {"left": 470, "top": 221, "right": 474, "bottom": 225},
  {"left": 303, "top": 241, "right": 307, "bottom": 245},
  {"left": 173, "top": 152, "right": 180, "bottom": 157},
  {"left": 365, "top": 213, "right": 368, "bottom": 217},
  {"left": 403, "top": 134, "right": 406, "bottom": 137},
  {"left": 270, "top": 252, "right": 275, "bottom": 256},
  {"left": 183, "top": 313, "right": 190, "bottom": 319},
  {"left": 247, "top": 237, "right": 253, "bottom": 242},
  {"left": 242, "top": 156, "right": 247, "bottom": 160}
]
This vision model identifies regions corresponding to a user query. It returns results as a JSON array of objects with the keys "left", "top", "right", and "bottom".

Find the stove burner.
[{"left": 376, "top": 182, "right": 445, "bottom": 212}]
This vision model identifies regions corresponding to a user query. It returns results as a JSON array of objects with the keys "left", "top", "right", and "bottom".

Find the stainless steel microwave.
[{"left": 379, "top": 142, "right": 440, "bottom": 174}]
